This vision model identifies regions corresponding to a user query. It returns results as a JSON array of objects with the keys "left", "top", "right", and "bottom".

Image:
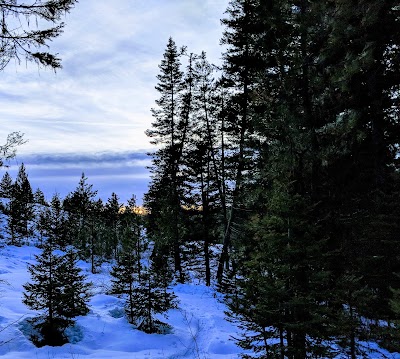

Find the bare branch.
[{"left": 0, "top": 132, "right": 27, "bottom": 167}]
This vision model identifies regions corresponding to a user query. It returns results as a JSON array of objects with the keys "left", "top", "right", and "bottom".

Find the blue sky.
[{"left": 0, "top": 0, "right": 229, "bottom": 204}]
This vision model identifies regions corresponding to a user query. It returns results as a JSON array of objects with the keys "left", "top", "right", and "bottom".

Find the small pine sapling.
[
  {"left": 129, "top": 262, "right": 178, "bottom": 334},
  {"left": 23, "top": 244, "right": 92, "bottom": 346}
]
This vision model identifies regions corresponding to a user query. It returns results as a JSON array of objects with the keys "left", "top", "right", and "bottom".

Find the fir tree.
[
  {"left": 33, "top": 189, "right": 46, "bottom": 205},
  {"left": 128, "top": 263, "right": 177, "bottom": 334},
  {"left": 216, "top": 0, "right": 262, "bottom": 283},
  {"left": 221, "top": 0, "right": 400, "bottom": 357},
  {"left": 103, "top": 192, "right": 122, "bottom": 259},
  {"left": 7, "top": 164, "right": 34, "bottom": 244},
  {"left": 32, "top": 189, "right": 48, "bottom": 247},
  {"left": 121, "top": 194, "right": 146, "bottom": 278},
  {"left": 59, "top": 247, "right": 92, "bottom": 320},
  {"left": 145, "top": 37, "right": 187, "bottom": 283},
  {"left": 0, "top": 172, "right": 13, "bottom": 199},
  {"left": 63, "top": 173, "right": 98, "bottom": 255},
  {"left": 44, "top": 193, "right": 68, "bottom": 248},
  {"left": 109, "top": 233, "right": 141, "bottom": 324},
  {"left": 23, "top": 243, "right": 92, "bottom": 346},
  {"left": 0, "top": 172, "right": 13, "bottom": 219},
  {"left": 0, "top": 0, "right": 78, "bottom": 70}
]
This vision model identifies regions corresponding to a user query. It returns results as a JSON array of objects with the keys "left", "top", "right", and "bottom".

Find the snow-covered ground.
[{"left": 0, "top": 245, "right": 244, "bottom": 359}]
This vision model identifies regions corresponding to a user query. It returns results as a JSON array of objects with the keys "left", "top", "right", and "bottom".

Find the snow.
[{"left": 0, "top": 245, "right": 244, "bottom": 359}]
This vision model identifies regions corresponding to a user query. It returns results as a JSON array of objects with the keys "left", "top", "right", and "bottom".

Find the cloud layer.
[
  {"left": 0, "top": 0, "right": 228, "bottom": 155},
  {"left": 5, "top": 151, "right": 151, "bottom": 204},
  {"left": 0, "top": 0, "right": 229, "bottom": 202}
]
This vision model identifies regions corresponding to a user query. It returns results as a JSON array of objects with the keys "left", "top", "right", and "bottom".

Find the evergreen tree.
[
  {"left": 0, "top": 172, "right": 12, "bottom": 199},
  {"left": 7, "top": 164, "right": 34, "bottom": 244},
  {"left": 0, "top": 172, "right": 13, "bottom": 217},
  {"left": 59, "top": 247, "right": 92, "bottom": 320},
  {"left": 103, "top": 192, "right": 122, "bottom": 259},
  {"left": 109, "top": 224, "right": 144, "bottom": 324},
  {"left": 128, "top": 263, "right": 177, "bottom": 334},
  {"left": 0, "top": 0, "right": 78, "bottom": 70},
  {"left": 222, "top": 0, "right": 400, "bottom": 357},
  {"left": 145, "top": 37, "right": 187, "bottom": 283},
  {"left": 23, "top": 243, "right": 92, "bottom": 346},
  {"left": 32, "top": 189, "right": 48, "bottom": 247},
  {"left": 121, "top": 194, "right": 146, "bottom": 278},
  {"left": 63, "top": 173, "right": 98, "bottom": 255},
  {"left": 44, "top": 193, "right": 68, "bottom": 248},
  {"left": 0, "top": 172, "right": 13, "bottom": 239},
  {"left": 182, "top": 51, "right": 226, "bottom": 286},
  {"left": 33, "top": 188, "right": 46, "bottom": 205},
  {"left": 87, "top": 198, "right": 105, "bottom": 273},
  {"left": 216, "top": 0, "right": 262, "bottom": 283}
]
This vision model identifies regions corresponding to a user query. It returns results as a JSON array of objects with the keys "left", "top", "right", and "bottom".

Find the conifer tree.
[
  {"left": 87, "top": 198, "right": 105, "bottom": 273},
  {"left": 33, "top": 189, "right": 46, "bottom": 205},
  {"left": 109, "top": 232, "right": 142, "bottom": 324},
  {"left": 0, "top": 172, "right": 13, "bottom": 239},
  {"left": 0, "top": 172, "right": 12, "bottom": 199},
  {"left": 145, "top": 37, "right": 187, "bottom": 283},
  {"left": 0, "top": 172, "right": 13, "bottom": 216},
  {"left": 44, "top": 193, "right": 68, "bottom": 248},
  {"left": 221, "top": 0, "right": 400, "bottom": 357},
  {"left": 63, "top": 173, "right": 97, "bottom": 255},
  {"left": 7, "top": 164, "right": 34, "bottom": 244},
  {"left": 59, "top": 247, "right": 92, "bottom": 320},
  {"left": 121, "top": 195, "right": 146, "bottom": 277},
  {"left": 32, "top": 189, "right": 48, "bottom": 247},
  {"left": 103, "top": 192, "right": 122, "bottom": 259},
  {"left": 181, "top": 51, "right": 226, "bottom": 286},
  {"left": 216, "top": 0, "right": 262, "bottom": 283},
  {"left": 222, "top": 1, "right": 339, "bottom": 357},
  {"left": 23, "top": 243, "right": 92, "bottom": 346},
  {"left": 0, "top": 0, "right": 78, "bottom": 70},
  {"left": 128, "top": 263, "right": 177, "bottom": 334}
]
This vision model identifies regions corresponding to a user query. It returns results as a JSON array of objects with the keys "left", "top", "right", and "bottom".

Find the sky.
[{"left": 0, "top": 0, "right": 229, "bottom": 204}]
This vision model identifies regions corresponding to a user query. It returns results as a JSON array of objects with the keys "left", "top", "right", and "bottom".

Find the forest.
[{"left": 0, "top": 0, "right": 400, "bottom": 358}]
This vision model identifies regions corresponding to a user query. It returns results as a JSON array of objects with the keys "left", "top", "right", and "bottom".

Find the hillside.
[{"left": 0, "top": 245, "right": 243, "bottom": 359}]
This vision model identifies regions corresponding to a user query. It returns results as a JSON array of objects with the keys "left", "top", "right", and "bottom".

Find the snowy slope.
[{"left": 0, "top": 245, "right": 244, "bottom": 359}]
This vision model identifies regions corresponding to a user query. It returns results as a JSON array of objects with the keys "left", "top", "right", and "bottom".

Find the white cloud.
[
  {"left": 0, "top": 0, "right": 229, "bottom": 156},
  {"left": 0, "top": 0, "right": 229, "bottom": 202}
]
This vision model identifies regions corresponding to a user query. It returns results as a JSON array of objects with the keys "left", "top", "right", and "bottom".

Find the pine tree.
[
  {"left": 221, "top": 0, "right": 400, "bottom": 357},
  {"left": 32, "top": 189, "right": 48, "bottom": 247},
  {"left": 0, "top": 172, "right": 13, "bottom": 219},
  {"left": 0, "top": 0, "right": 78, "bottom": 70},
  {"left": 7, "top": 164, "right": 34, "bottom": 244},
  {"left": 23, "top": 243, "right": 92, "bottom": 346},
  {"left": 87, "top": 198, "right": 105, "bottom": 273},
  {"left": 44, "top": 193, "right": 68, "bottom": 248},
  {"left": 0, "top": 172, "right": 13, "bottom": 240},
  {"left": 145, "top": 37, "right": 187, "bottom": 283},
  {"left": 63, "top": 173, "right": 98, "bottom": 255},
  {"left": 0, "top": 172, "right": 12, "bottom": 199},
  {"left": 59, "top": 247, "right": 92, "bottom": 320},
  {"left": 103, "top": 192, "right": 122, "bottom": 259},
  {"left": 222, "top": 1, "right": 339, "bottom": 357},
  {"left": 128, "top": 263, "right": 177, "bottom": 334},
  {"left": 33, "top": 189, "right": 46, "bottom": 205},
  {"left": 182, "top": 51, "right": 226, "bottom": 286},
  {"left": 109, "top": 230, "right": 142, "bottom": 324},
  {"left": 121, "top": 194, "right": 146, "bottom": 278},
  {"left": 216, "top": 0, "right": 263, "bottom": 283}
]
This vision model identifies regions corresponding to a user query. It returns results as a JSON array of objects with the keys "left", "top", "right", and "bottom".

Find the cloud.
[
  {"left": 0, "top": 0, "right": 229, "bottom": 201},
  {"left": 0, "top": 0, "right": 229, "bottom": 152},
  {"left": 4, "top": 151, "right": 151, "bottom": 204}
]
